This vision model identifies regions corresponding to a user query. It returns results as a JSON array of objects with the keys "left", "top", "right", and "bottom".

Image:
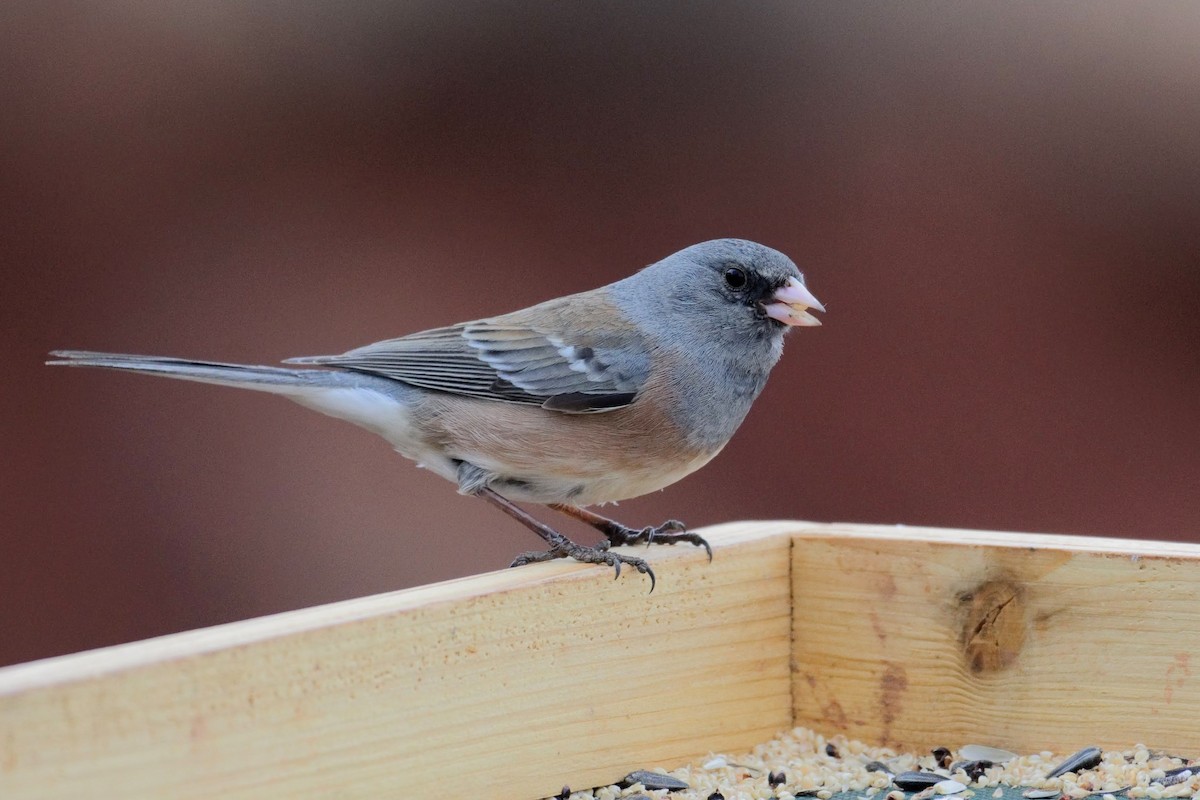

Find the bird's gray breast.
[{"left": 664, "top": 348, "right": 776, "bottom": 453}]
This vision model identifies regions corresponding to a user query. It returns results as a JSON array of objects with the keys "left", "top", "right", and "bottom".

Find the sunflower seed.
[
  {"left": 866, "top": 761, "right": 895, "bottom": 776},
  {"left": 893, "top": 771, "right": 945, "bottom": 790},
  {"left": 932, "top": 747, "right": 953, "bottom": 770},
  {"left": 619, "top": 770, "right": 689, "bottom": 790},
  {"left": 959, "top": 745, "right": 1019, "bottom": 764},
  {"left": 1045, "top": 746, "right": 1102, "bottom": 779},
  {"left": 1158, "top": 768, "right": 1193, "bottom": 787}
]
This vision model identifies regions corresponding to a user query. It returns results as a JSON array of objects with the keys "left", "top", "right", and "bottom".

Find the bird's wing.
[{"left": 285, "top": 303, "right": 651, "bottom": 414}]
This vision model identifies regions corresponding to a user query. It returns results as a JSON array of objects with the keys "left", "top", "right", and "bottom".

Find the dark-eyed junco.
[{"left": 49, "top": 239, "right": 823, "bottom": 589}]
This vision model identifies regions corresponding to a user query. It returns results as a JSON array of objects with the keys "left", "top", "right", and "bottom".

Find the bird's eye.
[{"left": 723, "top": 267, "right": 748, "bottom": 290}]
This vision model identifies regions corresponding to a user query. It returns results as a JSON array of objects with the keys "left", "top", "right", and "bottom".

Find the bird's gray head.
[{"left": 613, "top": 238, "right": 824, "bottom": 367}]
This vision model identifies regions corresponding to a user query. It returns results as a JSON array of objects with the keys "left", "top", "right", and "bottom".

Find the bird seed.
[{"left": 545, "top": 726, "right": 1199, "bottom": 800}]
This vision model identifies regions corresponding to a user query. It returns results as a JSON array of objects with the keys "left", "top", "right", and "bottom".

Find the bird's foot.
[
  {"left": 509, "top": 538, "right": 656, "bottom": 592},
  {"left": 603, "top": 518, "right": 712, "bottom": 561}
]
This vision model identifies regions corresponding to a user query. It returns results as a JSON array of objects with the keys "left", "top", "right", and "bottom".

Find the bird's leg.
[
  {"left": 476, "top": 488, "right": 656, "bottom": 591},
  {"left": 549, "top": 504, "right": 712, "bottom": 561}
]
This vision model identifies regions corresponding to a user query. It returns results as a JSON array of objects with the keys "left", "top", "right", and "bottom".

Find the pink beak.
[{"left": 762, "top": 276, "right": 825, "bottom": 327}]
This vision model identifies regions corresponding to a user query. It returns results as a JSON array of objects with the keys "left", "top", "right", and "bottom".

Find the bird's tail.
[
  {"left": 46, "top": 351, "right": 330, "bottom": 395},
  {"left": 47, "top": 350, "right": 419, "bottom": 443}
]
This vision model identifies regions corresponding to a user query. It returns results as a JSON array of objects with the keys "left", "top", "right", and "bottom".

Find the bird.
[{"left": 48, "top": 238, "right": 823, "bottom": 590}]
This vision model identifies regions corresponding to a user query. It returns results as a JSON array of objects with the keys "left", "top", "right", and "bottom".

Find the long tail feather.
[
  {"left": 47, "top": 350, "right": 330, "bottom": 395},
  {"left": 45, "top": 349, "right": 426, "bottom": 448}
]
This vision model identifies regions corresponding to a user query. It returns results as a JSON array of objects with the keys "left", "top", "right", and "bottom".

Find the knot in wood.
[{"left": 959, "top": 580, "right": 1026, "bottom": 673}]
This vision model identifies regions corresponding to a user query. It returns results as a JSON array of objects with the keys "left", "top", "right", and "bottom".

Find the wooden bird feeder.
[{"left": 2, "top": 521, "right": 1198, "bottom": 798}]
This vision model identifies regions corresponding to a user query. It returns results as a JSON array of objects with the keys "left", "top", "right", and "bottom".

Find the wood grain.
[
  {"left": 5, "top": 521, "right": 1200, "bottom": 799},
  {"left": 0, "top": 523, "right": 794, "bottom": 800},
  {"left": 789, "top": 522, "right": 1200, "bottom": 754}
]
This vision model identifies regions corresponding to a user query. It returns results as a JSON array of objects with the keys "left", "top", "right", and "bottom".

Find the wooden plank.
[
  {"left": 8, "top": 521, "right": 1199, "bottom": 799},
  {"left": 0, "top": 522, "right": 794, "bottom": 800},
  {"left": 789, "top": 522, "right": 1200, "bottom": 754}
]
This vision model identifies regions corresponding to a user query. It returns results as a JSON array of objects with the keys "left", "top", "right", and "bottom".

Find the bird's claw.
[
  {"left": 601, "top": 551, "right": 655, "bottom": 593},
  {"left": 508, "top": 541, "right": 656, "bottom": 592},
  {"left": 638, "top": 518, "right": 687, "bottom": 545},
  {"left": 605, "top": 519, "right": 711, "bottom": 561},
  {"left": 509, "top": 547, "right": 568, "bottom": 567}
]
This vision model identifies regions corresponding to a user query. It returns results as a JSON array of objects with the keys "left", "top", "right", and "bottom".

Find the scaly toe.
[
  {"left": 615, "top": 553, "right": 655, "bottom": 593},
  {"left": 508, "top": 547, "right": 568, "bottom": 568}
]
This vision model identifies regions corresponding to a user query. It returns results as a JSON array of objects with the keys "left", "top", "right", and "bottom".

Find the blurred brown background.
[{"left": 2, "top": 3, "right": 1197, "bottom": 668}]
